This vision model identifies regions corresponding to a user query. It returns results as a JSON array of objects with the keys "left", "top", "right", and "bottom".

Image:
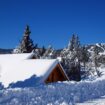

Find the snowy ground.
[
  {"left": 1, "top": 78, "right": 105, "bottom": 105},
  {"left": 77, "top": 96, "right": 105, "bottom": 105},
  {"left": 1, "top": 66, "right": 105, "bottom": 105}
]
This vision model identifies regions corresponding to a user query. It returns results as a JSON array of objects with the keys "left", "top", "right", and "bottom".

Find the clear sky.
[{"left": 0, "top": 0, "right": 105, "bottom": 49}]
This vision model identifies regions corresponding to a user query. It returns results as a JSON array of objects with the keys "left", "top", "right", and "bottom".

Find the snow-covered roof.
[
  {"left": 0, "top": 53, "right": 35, "bottom": 62},
  {"left": 0, "top": 56, "right": 62, "bottom": 87}
]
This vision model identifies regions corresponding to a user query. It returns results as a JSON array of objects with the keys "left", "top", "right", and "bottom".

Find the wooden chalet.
[{"left": 0, "top": 53, "right": 69, "bottom": 87}]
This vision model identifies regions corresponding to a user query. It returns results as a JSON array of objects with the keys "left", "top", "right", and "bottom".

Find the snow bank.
[
  {"left": 77, "top": 96, "right": 105, "bottom": 105},
  {"left": 1, "top": 78, "right": 105, "bottom": 105}
]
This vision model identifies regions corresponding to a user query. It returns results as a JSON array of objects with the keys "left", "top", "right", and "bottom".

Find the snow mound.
[{"left": 1, "top": 77, "right": 105, "bottom": 105}]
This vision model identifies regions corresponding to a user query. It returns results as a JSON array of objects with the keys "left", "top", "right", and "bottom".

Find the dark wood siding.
[{"left": 45, "top": 64, "right": 68, "bottom": 83}]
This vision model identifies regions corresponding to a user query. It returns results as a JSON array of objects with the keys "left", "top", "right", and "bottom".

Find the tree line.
[{"left": 13, "top": 25, "right": 103, "bottom": 81}]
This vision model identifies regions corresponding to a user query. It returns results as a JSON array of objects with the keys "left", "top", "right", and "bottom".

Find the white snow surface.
[
  {"left": 0, "top": 53, "right": 35, "bottom": 61},
  {"left": 77, "top": 96, "right": 105, "bottom": 105},
  {"left": 1, "top": 67, "right": 105, "bottom": 104},
  {"left": 0, "top": 59, "right": 59, "bottom": 87},
  {"left": 1, "top": 77, "right": 105, "bottom": 105}
]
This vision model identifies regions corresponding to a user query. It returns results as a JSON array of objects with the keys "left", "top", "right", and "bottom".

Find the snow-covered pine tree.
[
  {"left": 93, "top": 45, "right": 101, "bottom": 77},
  {"left": 75, "top": 35, "right": 80, "bottom": 50},
  {"left": 69, "top": 34, "right": 76, "bottom": 51},
  {"left": 80, "top": 45, "right": 89, "bottom": 70},
  {"left": 13, "top": 25, "right": 35, "bottom": 53},
  {"left": 60, "top": 34, "right": 81, "bottom": 81},
  {"left": 42, "top": 45, "right": 55, "bottom": 59},
  {"left": 40, "top": 46, "right": 46, "bottom": 56}
]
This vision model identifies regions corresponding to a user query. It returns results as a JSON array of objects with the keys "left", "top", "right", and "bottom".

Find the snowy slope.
[
  {"left": 1, "top": 73, "right": 105, "bottom": 105},
  {"left": 77, "top": 96, "right": 105, "bottom": 105}
]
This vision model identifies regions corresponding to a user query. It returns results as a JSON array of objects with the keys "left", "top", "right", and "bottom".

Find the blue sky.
[{"left": 0, "top": 0, "right": 105, "bottom": 49}]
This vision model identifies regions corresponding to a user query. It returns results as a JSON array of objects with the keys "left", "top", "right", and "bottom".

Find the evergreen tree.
[
  {"left": 68, "top": 34, "right": 76, "bottom": 51},
  {"left": 68, "top": 34, "right": 81, "bottom": 51},
  {"left": 93, "top": 45, "right": 101, "bottom": 77},
  {"left": 80, "top": 46, "right": 89, "bottom": 70},
  {"left": 67, "top": 34, "right": 81, "bottom": 59},
  {"left": 40, "top": 46, "right": 46, "bottom": 56},
  {"left": 42, "top": 45, "right": 55, "bottom": 59},
  {"left": 75, "top": 36, "right": 80, "bottom": 50},
  {"left": 60, "top": 34, "right": 81, "bottom": 81},
  {"left": 13, "top": 25, "right": 35, "bottom": 53}
]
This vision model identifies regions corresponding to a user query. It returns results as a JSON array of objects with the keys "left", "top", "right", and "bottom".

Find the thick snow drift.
[{"left": 1, "top": 78, "right": 105, "bottom": 105}]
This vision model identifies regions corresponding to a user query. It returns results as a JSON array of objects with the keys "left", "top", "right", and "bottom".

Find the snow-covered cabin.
[{"left": 0, "top": 53, "right": 69, "bottom": 87}]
